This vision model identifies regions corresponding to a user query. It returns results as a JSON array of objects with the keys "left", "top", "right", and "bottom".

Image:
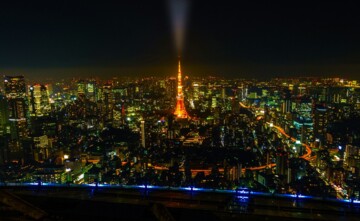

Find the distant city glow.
[{"left": 1, "top": 73, "right": 360, "bottom": 207}]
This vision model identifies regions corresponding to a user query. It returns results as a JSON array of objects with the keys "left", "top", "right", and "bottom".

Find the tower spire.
[{"left": 174, "top": 57, "right": 189, "bottom": 118}]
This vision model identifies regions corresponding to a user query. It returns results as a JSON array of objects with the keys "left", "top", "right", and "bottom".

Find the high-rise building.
[
  {"left": 313, "top": 106, "right": 328, "bottom": 144},
  {"left": 29, "top": 84, "right": 50, "bottom": 116},
  {"left": 101, "top": 83, "right": 114, "bottom": 121},
  {"left": 86, "top": 81, "right": 96, "bottom": 101},
  {"left": 4, "top": 75, "right": 26, "bottom": 98},
  {"left": 8, "top": 97, "right": 27, "bottom": 121},
  {"left": 282, "top": 89, "right": 292, "bottom": 114},
  {"left": 0, "top": 92, "right": 10, "bottom": 164},
  {"left": 3, "top": 75, "right": 28, "bottom": 139},
  {"left": 77, "top": 80, "right": 86, "bottom": 96},
  {"left": 0, "top": 93, "right": 9, "bottom": 135},
  {"left": 193, "top": 82, "right": 199, "bottom": 101},
  {"left": 174, "top": 59, "right": 189, "bottom": 118}
]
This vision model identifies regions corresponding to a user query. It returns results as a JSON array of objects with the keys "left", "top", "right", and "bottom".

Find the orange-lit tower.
[{"left": 174, "top": 58, "right": 189, "bottom": 118}]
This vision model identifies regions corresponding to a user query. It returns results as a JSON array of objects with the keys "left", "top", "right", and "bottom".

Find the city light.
[{"left": 1, "top": 2, "right": 360, "bottom": 218}]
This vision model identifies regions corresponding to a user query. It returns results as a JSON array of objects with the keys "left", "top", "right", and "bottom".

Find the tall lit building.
[
  {"left": 174, "top": 58, "right": 189, "bottom": 118},
  {"left": 193, "top": 82, "right": 199, "bottom": 101},
  {"left": 77, "top": 80, "right": 86, "bottom": 96},
  {"left": 29, "top": 84, "right": 50, "bottom": 116},
  {"left": 3, "top": 75, "right": 28, "bottom": 139},
  {"left": 4, "top": 75, "right": 26, "bottom": 98},
  {"left": 86, "top": 81, "right": 97, "bottom": 102},
  {"left": 282, "top": 89, "right": 292, "bottom": 114},
  {"left": 101, "top": 83, "right": 114, "bottom": 121}
]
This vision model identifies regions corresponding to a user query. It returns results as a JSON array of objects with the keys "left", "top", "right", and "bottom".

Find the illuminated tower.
[{"left": 174, "top": 58, "right": 189, "bottom": 118}]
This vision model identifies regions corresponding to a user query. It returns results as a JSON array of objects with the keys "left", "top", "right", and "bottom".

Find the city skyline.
[
  {"left": 2, "top": 62, "right": 360, "bottom": 219},
  {"left": 2, "top": 2, "right": 360, "bottom": 219},
  {"left": 1, "top": 1, "right": 360, "bottom": 80}
]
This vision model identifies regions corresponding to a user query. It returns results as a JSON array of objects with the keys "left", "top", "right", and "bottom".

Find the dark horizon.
[{"left": 1, "top": 1, "right": 359, "bottom": 80}]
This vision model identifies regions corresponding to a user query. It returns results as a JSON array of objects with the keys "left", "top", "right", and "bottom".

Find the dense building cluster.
[{"left": 0, "top": 73, "right": 360, "bottom": 201}]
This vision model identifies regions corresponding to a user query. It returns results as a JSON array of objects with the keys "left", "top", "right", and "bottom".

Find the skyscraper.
[
  {"left": 282, "top": 89, "right": 292, "bottom": 114},
  {"left": 101, "top": 83, "right": 114, "bottom": 122},
  {"left": 4, "top": 75, "right": 26, "bottom": 98},
  {"left": 0, "top": 93, "right": 8, "bottom": 135},
  {"left": 313, "top": 106, "right": 328, "bottom": 145},
  {"left": 174, "top": 59, "right": 189, "bottom": 118},
  {"left": 3, "top": 75, "right": 28, "bottom": 139},
  {"left": 29, "top": 84, "right": 50, "bottom": 116}
]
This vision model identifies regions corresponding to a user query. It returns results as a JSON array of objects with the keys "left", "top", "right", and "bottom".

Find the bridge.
[{"left": 1, "top": 184, "right": 359, "bottom": 221}]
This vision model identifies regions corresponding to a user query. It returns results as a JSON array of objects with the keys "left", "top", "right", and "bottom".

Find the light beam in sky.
[{"left": 169, "top": 0, "right": 190, "bottom": 56}]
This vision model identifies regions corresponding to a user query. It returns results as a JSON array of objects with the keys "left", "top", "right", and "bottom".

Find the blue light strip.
[{"left": 1, "top": 182, "right": 358, "bottom": 204}]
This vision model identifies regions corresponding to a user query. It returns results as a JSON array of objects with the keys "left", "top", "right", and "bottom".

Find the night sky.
[{"left": 1, "top": 1, "right": 359, "bottom": 80}]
